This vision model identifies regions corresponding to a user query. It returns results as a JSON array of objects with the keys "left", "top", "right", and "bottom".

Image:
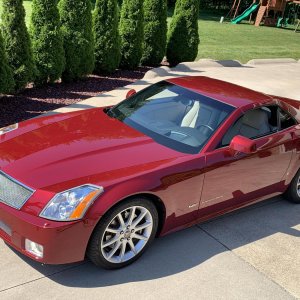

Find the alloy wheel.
[
  {"left": 100, "top": 206, "right": 153, "bottom": 264},
  {"left": 296, "top": 176, "right": 300, "bottom": 197}
]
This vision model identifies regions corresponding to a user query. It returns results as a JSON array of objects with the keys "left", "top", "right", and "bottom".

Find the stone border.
[
  {"left": 246, "top": 58, "right": 297, "bottom": 65},
  {"left": 45, "top": 57, "right": 299, "bottom": 116},
  {"left": 143, "top": 58, "right": 298, "bottom": 79}
]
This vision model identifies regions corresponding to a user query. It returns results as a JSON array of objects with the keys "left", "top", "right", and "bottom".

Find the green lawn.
[
  {"left": 0, "top": 1, "right": 32, "bottom": 24},
  {"left": 196, "top": 11, "right": 300, "bottom": 63},
  {"left": 23, "top": 0, "right": 32, "bottom": 24},
  {"left": 0, "top": 2, "right": 299, "bottom": 64}
]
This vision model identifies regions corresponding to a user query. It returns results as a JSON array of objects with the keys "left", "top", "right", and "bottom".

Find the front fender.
[{"left": 86, "top": 155, "right": 206, "bottom": 237}]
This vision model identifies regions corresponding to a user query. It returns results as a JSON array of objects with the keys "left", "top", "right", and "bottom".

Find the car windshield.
[{"left": 109, "top": 81, "right": 235, "bottom": 154}]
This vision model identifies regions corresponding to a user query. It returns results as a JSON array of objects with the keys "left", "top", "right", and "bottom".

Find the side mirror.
[
  {"left": 229, "top": 135, "right": 257, "bottom": 154},
  {"left": 126, "top": 89, "right": 136, "bottom": 99}
]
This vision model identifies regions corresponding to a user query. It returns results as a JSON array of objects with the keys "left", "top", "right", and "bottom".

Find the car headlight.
[
  {"left": 40, "top": 184, "right": 104, "bottom": 221},
  {"left": 0, "top": 123, "right": 18, "bottom": 135}
]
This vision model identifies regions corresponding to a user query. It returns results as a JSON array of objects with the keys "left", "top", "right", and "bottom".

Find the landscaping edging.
[
  {"left": 45, "top": 57, "right": 300, "bottom": 116},
  {"left": 246, "top": 58, "right": 298, "bottom": 65},
  {"left": 143, "top": 58, "right": 299, "bottom": 79}
]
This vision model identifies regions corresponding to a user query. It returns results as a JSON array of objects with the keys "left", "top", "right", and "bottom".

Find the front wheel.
[
  {"left": 87, "top": 197, "right": 158, "bottom": 269},
  {"left": 285, "top": 170, "right": 300, "bottom": 204}
]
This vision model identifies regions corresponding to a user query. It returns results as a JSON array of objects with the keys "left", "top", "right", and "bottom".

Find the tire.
[
  {"left": 284, "top": 169, "right": 300, "bottom": 204},
  {"left": 87, "top": 197, "right": 159, "bottom": 269}
]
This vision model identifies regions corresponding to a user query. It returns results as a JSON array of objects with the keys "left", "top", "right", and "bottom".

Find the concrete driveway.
[
  {"left": 1, "top": 198, "right": 299, "bottom": 299},
  {"left": 1, "top": 59, "right": 300, "bottom": 299}
]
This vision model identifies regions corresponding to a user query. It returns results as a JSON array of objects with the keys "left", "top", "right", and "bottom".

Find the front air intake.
[{"left": 0, "top": 171, "right": 34, "bottom": 209}]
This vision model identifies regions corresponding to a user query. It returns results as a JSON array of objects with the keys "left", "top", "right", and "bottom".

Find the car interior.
[
  {"left": 220, "top": 105, "right": 297, "bottom": 147},
  {"left": 129, "top": 93, "right": 230, "bottom": 148},
  {"left": 112, "top": 82, "right": 297, "bottom": 153}
]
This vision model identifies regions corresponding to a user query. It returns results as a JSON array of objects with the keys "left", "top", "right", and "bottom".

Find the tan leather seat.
[
  {"left": 181, "top": 101, "right": 200, "bottom": 128},
  {"left": 222, "top": 109, "right": 271, "bottom": 145}
]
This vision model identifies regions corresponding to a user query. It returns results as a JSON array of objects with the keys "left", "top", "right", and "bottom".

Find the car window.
[
  {"left": 108, "top": 81, "right": 235, "bottom": 154},
  {"left": 220, "top": 106, "right": 279, "bottom": 147},
  {"left": 279, "top": 107, "right": 297, "bottom": 130}
]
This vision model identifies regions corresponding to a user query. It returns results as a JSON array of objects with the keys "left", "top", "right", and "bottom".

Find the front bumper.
[{"left": 0, "top": 202, "right": 95, "bottom": 264}]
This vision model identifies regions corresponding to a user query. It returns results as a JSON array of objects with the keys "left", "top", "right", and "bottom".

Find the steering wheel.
[
  {"left": 197, "top": 124, "right": 214, "bottom": 132},
  {"left": 170, "top": 130, "right": 196, "bottom": 140}
]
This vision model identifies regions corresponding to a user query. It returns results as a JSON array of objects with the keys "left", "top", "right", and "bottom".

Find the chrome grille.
[{"left": 0, "top": 171, "right": 34, "bottom": 209}]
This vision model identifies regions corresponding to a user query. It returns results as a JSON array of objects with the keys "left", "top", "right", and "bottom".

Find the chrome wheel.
[
  {"left": 101, "top": 206, "right": 153, "bottom": 264},
  {"left": 296, "top": 176, "right": 300, "bottom": 197}
]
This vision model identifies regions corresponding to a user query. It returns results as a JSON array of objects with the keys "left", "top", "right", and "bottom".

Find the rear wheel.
[
  {"left": 87, "top": 197, "right": 158, "bottom": 269},
  {"left": 285, "top": 170, "right": 300, "bottom": 204}
]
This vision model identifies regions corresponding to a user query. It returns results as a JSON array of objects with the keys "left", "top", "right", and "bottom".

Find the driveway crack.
[
  {"left": 195, "top": 224, "right": 297, "bottom": 299},
  {"left": 0, "top": 262, "right": 87, "bottom": 293}
]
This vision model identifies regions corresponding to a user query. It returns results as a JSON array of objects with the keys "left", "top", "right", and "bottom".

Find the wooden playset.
[{"left": 229, "top": 0, "right": 300, "bottom": 28}]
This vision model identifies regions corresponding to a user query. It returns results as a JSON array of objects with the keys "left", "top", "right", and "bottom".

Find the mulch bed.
[{"left": 0, "top": 67, "right": 151, "bottom": 128}]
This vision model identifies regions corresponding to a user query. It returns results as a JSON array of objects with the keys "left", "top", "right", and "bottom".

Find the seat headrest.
[{"left": 181, "top": 101, "right": 200, "bottom": 128}]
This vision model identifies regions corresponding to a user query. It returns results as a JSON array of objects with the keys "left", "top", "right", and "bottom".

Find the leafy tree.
[
  {"left": 59, "top": 0, "right": 94, "bottom": 82},
  {"left": 141, "top": 0, "right": 167, "bottom": 66},
  {"left": 166, "top": 0, "right": 200, "bottom": 66},
  {"left": 30, "top": 0, "right": 65, "bottom": 85},
  {"left": 0, "top": 32, "right": 14, "bottom": 94},
  {"left": 93, "top": 0, "right": 120, "bottom": 73},
  {"left": 1, "top": 0, "right": 34, "bottom": 91},
  {"left": 168, "top": 0, "right": 176, "bottom": 6},
  {"left": 119, "top": 0, "right": 144, "bottom": 69}
]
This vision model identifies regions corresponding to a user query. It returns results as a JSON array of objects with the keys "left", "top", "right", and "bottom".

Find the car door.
[{"left": 198, "top": 105, "right": 296, "bottom": 218}]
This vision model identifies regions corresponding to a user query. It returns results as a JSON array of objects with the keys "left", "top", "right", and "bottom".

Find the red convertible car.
[{"left": 0, "top": 76, "right": 300, "bottom": 269}]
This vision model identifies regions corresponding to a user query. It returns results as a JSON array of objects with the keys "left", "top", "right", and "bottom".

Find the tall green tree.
[
  {"left": 117, "top": 0, "right": 123, "bottom": 8},
  {"left": 1, "top": 0, "right": 34, "bottom": 91},
  {"left": 30, "top": 0, "right": 65, "bottom": 85},
  {"left": 93, "top": 0, "right": 120, "bottom": 74},
  {"left": 0, "top": 32, "right": 14, "bottom": 94},
  {"left": 141, "top": 0, "right": 167, "bottom": 66},
  {"left": 119, "top": 0, "right": 144, "bottom": 69},
  {"left": 166, "top": 0, "right": 200, "bottom": 66},
  {"left": 59, "top": 0, "right": 94, "bottom": 82}
]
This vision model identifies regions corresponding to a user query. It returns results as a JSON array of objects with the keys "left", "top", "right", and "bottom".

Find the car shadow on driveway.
[{"left": 5, "top": 197, "right": 300, "bottom": 289}]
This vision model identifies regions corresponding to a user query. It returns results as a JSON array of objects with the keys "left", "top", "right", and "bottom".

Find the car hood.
[{"left": 0, "top": 108, "right": 183, "bottom": 192}]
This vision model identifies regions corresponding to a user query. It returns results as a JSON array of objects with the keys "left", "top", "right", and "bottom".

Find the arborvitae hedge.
[
  {"left": 30, "top": 0, "right": 65, "bottom": 85},
  {"left": 1, "top": 0, "right": 34, "bottom": 91},
  {"left": 141, "top": 0, "right": 167, "bottom": 66},
  {"left": 166, "top": 0, "right": 200, "bottom": 66},
  {"left": 93, "top": 0, "right": 120, "bottom": 74},
  {"left": 59, "top": 0, "right": 94, "bottom": 82},
  {"left": 119, "top": 0, "right": 144, "bottom": 69},
  {"left": 0, "top": 32, "right": 14, "bottom": 94}
]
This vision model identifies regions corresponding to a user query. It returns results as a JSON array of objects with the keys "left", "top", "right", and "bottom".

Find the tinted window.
[
  {"left": 279, "top": 107, "right": 297, "bottom": 130},
  {"left": 109, "top": 81, "right": 235, "bottom": 154},
  {"left": 220, "top": 106, "right": 279, "bottom": 147}
]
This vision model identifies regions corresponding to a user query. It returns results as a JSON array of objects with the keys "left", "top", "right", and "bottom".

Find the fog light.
[{"left": 25, "top": 239, "right": 44, "bottom": 258}]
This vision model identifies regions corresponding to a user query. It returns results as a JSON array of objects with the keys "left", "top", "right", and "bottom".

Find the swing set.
[
  {"left": 278, "top": 1, "right": 300, "bottom": 31},
  {"left": 228, "top": 0, "right": 300, "bottom": 31}
]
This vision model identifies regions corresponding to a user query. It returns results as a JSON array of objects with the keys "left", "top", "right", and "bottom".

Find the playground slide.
[{"left": 231, "top": 3, "right": 260, "bottom": 24}]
